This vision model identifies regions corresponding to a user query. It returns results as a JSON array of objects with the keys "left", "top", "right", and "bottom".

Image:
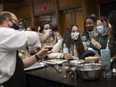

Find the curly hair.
[{"left": 62, "top": 24, "right": 85, "bottom": 57}]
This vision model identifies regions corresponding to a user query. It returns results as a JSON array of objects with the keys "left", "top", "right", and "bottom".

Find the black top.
[{"left": 90, "top": 34, "right": 109, "bottom": 54}]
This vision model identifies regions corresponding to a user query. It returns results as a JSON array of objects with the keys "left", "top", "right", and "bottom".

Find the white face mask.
[
  {"left": 43, "top": 29, "right": 50, "bottom": 34},
  {"left": 71, "top": 32, "right": 79, "bottom": 40}
]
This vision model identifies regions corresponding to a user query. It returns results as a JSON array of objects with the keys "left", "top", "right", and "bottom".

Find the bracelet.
[{"left": 35, "top": 54, "right": 40, "bottom": 61}]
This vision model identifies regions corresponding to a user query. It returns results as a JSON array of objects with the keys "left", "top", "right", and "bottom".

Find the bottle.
[{"left": 100, "top": 49, "right": 112, "bottom": 78}]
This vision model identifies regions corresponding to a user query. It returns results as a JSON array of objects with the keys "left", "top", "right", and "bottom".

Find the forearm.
[
  {"left": 22, "top": 55, "right": 38, "bottom": 68},
  {"left": 23, "top": 46, "right": 49, "bottom": 68},
  {"left": 37, "top": 32, "right": 48, "bottom": 43}
]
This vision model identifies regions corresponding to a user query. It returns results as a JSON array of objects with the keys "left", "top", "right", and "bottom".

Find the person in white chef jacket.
[{"left": 0, "top": 11, "right": 51, "bottom": 87}]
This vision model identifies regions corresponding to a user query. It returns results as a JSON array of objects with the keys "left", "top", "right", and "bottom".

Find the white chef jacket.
[{"left": 0, "top": 27, "right": 41, "bottom": 84}]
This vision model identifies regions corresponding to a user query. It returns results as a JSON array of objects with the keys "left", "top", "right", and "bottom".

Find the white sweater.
[
  {"left": 48, "top": 40, "right": 87, "bottom": 59},
  {"left": 48, "top": 40, "right": 64, "bottom": 58}
]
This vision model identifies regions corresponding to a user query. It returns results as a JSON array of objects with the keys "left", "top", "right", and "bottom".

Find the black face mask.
[
  {"left": 9, "top": 22, "right": 19, "bottom": 30},
  {"left": 86, "top": 26, "right": 93, "bottom": 32}
]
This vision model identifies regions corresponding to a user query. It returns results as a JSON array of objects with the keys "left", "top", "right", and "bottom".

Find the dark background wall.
[{"left": 100, "top": 1, "right": 116, "bottom": 18}]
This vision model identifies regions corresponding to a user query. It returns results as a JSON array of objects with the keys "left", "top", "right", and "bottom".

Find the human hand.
[
  {"left": 64, "top": 53, "right": 73, "bottom": 60},
  {"left": 46, "top": 29, "right": 52, "bottom": 37},
  {"left": 36, "top": 46, "right": 52, "bottom": 59},
  {"left": 37, "top": 30, "right": 52, "bottom": 43},
  {"left": 37, "top": 32, "right": 48, "bottom": 43},
  {"left": 91, "top": 39, "right": 101, "bottom": 49},
  {"left": 54, "top": 32, "right": 60, "bottom": 36}
]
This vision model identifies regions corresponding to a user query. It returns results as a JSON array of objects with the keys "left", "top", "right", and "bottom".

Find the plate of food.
[
  {"left": 85, "top": 56, "right": 99, "bottom": 63},
  {"left": 43, "top": 59, "right": 67, "bottom": 65}
]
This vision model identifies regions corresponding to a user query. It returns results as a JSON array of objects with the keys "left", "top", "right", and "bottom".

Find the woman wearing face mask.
[
  {"left": 90, "top": 17, "right": 110, "bottom": 54},
  {"left": 48, "top": 24, "right": 87, "bottom": 60},
  {"left": 39, "top": 22, "right": 56, "bottom": 47},
  {"left": 82, "top": 16, "right": 96, "bottom": 41},
  {"left": 81, "top": 16, "right": 97, "bottom": 53}
]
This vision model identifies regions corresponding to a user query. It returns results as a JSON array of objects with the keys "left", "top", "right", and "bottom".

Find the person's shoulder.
[
  {"left": 0, "top": 27, "right": 11, "bottom": 29},
  {"left": 103, "top": 34, "right": 109, "bottom": 38},
  {"left": 81, "top": 35, "right": 87, "bottom": 41},
  {"left": 0, "top": 27, "right": 15, "bottom": 32}
]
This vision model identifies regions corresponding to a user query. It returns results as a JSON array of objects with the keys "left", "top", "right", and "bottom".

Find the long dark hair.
[{"left": 62, "top": 24, "right": 84, "bottom": 57}]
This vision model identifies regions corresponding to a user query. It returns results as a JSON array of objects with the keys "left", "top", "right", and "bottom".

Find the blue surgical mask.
[{"left": 96, "top": 25, "right": 105, "bottom": 34}]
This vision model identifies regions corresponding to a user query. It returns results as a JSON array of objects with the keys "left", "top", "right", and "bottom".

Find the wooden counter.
[{"left": 25, "top": 65, "right": 116, "bottom": 87}]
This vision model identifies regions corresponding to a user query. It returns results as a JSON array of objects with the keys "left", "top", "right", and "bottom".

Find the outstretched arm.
[{"left": 23, "top": 46, "right": 51, "bottom": 68}]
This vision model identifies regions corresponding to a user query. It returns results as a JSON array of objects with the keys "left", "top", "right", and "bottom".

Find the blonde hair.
[{"left": 94, "top": 17, "right": 110, "bottom": 37}]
